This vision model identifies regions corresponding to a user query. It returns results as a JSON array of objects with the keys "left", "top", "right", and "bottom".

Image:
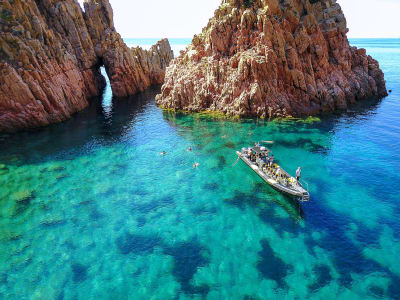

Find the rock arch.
[{"left": 0, "top": 0, "right": 173, "bottom": 132}]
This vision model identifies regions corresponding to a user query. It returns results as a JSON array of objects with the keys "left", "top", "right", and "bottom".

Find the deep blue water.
[{"left": 0, "top": 39, "right": 399, "bottom": 299}]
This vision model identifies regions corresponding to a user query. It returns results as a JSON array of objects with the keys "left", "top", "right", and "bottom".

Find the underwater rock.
[
  {"left": 71, "top": 262, "right": 88, "bottom": 283},
  {"left": 10, "top": 190, "right": 35, "bottom": 216},
  {"left": 12, "top": 190, "right": 34, "bottom": 203},
  {"left": 0, "top": 229, "right": 22, "bottom": 241},
  {"left": 116, "top": 232, "right": 162, "bottom": 255},
  {"left": 257, "top": 239, "right": 292, "bottom": 287},
  {"left": 40, "top": 216, "right": 66, "bottom": 227},
  {"left": 47, "top": 165, "right": 66, "bottom": 172},
  {"left": 0, "top": 0, "right": 173, "bottom": 132},
  {"left": 0, "top": 163, "right": 9, "bottom": 174},
  {"left": 156, "top": 0, "right": 387, "bottom": 118},
  {"left": 163, "top": 240, "right": 210, "bottom": 295}
]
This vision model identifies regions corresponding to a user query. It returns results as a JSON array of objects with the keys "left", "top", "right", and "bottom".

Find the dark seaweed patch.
[
  {"left": 192, "top": 205, "right": 217, "bottom": 216},
  {"left": 203, "top": 182, "right": 219, "bottom": 191},
  {"left": 303, "top": 177, "right": 386, "bottom": 287},
  {"left": 40, "top": 218, "right": 66, "bottom": 228},
  {"left": 308, "top": 265, "right": 332, "bottom": 292},
  {"left": 56, "top": 291, "right": 64, "bottom": 300},
  {"left": 90, "top": 207, "right": 104, "bottom": 220},
  {"left": 116, "top": 232, "right": 161, "bottom": 255},
  {"left": 224, "top": 191, "right": 261, "bottom": 210},
  {"left": 369, "top": 285, "right": 384, "bottom": 298},
  {"left": 164, "top": 240, "right": 210, "bottom": 296},
  {"left": 0, "top": 273, "right": 7, "bottom": 284},
  {"left": 274, "top": 138, "right": 329, "bottom": 154},
  {"left": 223, "top": 142, "right": 236, "bottom": 149},
  {"left": 244, "top": 296, "right": 258, "bottom": 300},
  {"left": 217, "top": 155, "right": 226, "bottom": 168},
  {"left": 257, "top": 239, "right": 292, "bottom": 288},
  {"left": 388, "top": 275, "right": 400, "bottom": 299},
  {"left": 159, "top": 195, "right": 174, "bottom": 207},
  {"left": 132, "top": 194, "right": 175, "bottom": 213},
  {"left": 137, "top": 216, "right": 146, "bottom": 227},
  {"left": 12, "top": 192, "right": 36, "bottom": 216},
  {"left": 132, "top": 188, "right": 149, "bottom": 197},
  {"left": 56, "top": 174, "right": 68, "bottom": 181},
  {"left": 134, "top": 201, "right": 159, "bottom": 213},
  {"left": 258, "top": 207, "right": 300, "bottom": 238},
  {"left": 71, "top": 263, "right": 88, "bottom": 283}
]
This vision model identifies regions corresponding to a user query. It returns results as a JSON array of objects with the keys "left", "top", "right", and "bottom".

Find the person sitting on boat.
[
  {"left": 268, "top": 155, "right": 274, "bottom": 167},
  {"left": 276, "top": 166, "right": 281, "bottom": 178},
  {"left": 296, "top": 167, "right": 302, "bottom": 182},
  {"left": 247, "top": 148, "right": 252, "bottom": 158}
]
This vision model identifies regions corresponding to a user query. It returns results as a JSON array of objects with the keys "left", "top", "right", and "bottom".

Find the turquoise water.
[{"left": 0, "top": 39, "right": 400, "bottom": 299}]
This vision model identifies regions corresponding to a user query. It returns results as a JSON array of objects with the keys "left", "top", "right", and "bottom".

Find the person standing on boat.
[
  {"left": 296, "top": 167, "right": 302, "bottom": 182},
  {"left": 247, "top": 148, "right": 253, "bottom": 160}
]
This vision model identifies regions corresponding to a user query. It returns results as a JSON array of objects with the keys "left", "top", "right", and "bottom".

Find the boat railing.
[
  {"left": 300, "top": 179, "right": 310, "bottom": 201},
  {"left": 304, "top": 180, "right": 309, "bottom": 194}
]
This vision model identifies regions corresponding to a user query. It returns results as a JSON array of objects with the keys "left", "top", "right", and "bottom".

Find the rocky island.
[
  {"left": 156, "top": 0, "right": 387, "bottom": 118},
  {"left": 0, "top": 0, "right": 173, "bottom": 132}
]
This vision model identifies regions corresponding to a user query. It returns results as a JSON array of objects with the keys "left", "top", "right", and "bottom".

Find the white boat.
[{"left": 236, "top": 147, "right": 310, "bottom": 202}]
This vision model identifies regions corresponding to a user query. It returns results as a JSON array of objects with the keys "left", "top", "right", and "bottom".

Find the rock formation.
[
  {"left": 0, "top": 0, "right": 173, "bottom": 132},
  {"left": 156, "top": 0, "right": 387, "bottom": 118}
]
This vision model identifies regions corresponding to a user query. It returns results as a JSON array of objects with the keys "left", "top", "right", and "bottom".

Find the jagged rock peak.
[
  {"left": 0, "top": 0, "right": 173, "bottom": 132},
  {"left": 156, "top": 0, "right": 387, "bottom": 118}
]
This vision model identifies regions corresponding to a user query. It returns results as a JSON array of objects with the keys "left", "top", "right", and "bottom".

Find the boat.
[{"left": 236, "top": 146, "right": 310, "bottom": 202}]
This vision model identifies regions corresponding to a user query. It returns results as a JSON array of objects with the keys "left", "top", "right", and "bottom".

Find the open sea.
[{"left": 0, "top": 38, "right": 399, "bottom": 299}]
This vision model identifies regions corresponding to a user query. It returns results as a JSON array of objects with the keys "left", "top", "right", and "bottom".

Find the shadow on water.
[
  {"left": 224, "top": 183, "right": 304, "bottom": 224},
  {"left": 0, "top": 86, "right": 162, "bottom": 165}
]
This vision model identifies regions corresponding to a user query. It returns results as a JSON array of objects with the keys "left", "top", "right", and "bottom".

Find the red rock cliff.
[
  {"left": 0, "top": 0, "right": 173, "bottom": 132},
  {"left": 156, "top": 0, "right": 387, "bottom": 118}
]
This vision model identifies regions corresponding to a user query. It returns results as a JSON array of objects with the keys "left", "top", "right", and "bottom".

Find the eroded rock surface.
[
  {"left": 156, "top": 0, "right": 387, "bottom": 118},
  {"left": 0, "top": 0, "right": 173, "bottom": 132}
]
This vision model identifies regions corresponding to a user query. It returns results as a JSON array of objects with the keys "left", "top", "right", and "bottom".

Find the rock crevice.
[
  {"left": 156, "top": 0, "right": 387, "bottom": 118},
  {"left": 0, "top": 0, "right": 173, "bottom": 132}
]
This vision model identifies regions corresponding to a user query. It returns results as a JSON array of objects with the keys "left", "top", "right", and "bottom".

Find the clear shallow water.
[{"left": 0, "top": 39, "right": 400, "bottom": 299}]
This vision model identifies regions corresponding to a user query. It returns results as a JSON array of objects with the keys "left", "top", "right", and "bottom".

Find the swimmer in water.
[
  {"left": 187, "top": 146, "right": 192, "bottom": 152},
  {"left": 161, "top": 151, "right": 166, "bottom": 156},
  {"left": 193, "top": 162, "right": 200, "bottom": 168},
  {"left": 222, "top": 135, "right": 227, "bottom": 139}
]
